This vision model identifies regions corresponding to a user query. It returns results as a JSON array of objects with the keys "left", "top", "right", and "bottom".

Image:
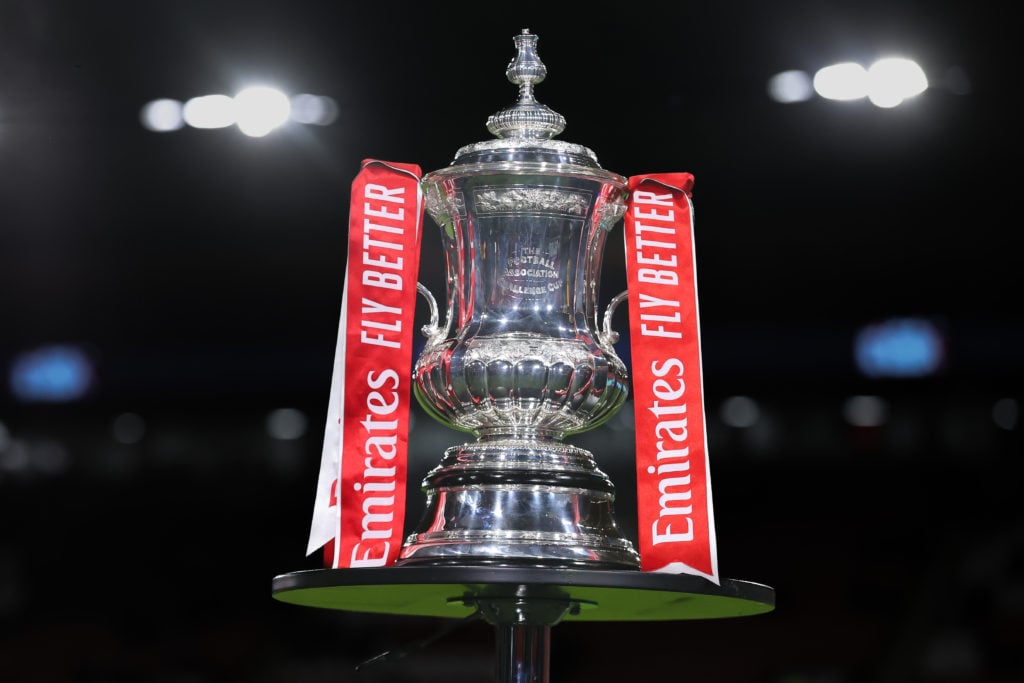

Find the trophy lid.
[{"left": 445, "top": 29, "right": 607, "bottom": 171}]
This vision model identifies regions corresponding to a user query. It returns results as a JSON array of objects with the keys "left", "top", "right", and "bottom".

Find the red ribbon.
[
  {"left": 317, "top": 159, "right": 423, "bottom": 568},
  {"left": 624, "top": 173, "right": 719, "bottom": 582}
]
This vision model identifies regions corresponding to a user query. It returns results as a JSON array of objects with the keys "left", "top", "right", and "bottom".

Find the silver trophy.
[{"left": 398, "top": 29, "right": 639, "bottom": 569}]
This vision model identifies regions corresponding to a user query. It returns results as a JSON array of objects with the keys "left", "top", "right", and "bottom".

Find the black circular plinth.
[{"left": 272, "top": 566, "right": 774, "bottom": 622}]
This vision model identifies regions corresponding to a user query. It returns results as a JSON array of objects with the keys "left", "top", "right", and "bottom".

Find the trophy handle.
[
  {"left": 416, "top": 281, "right": 451, "bottom": 344},
  {"left": 599, "top": 289, "right": 629, "bottom": 347}
]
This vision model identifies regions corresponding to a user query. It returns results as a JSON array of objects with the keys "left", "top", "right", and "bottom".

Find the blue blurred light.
[
  {"left": 9, "top": 344, "right": 94, "bottom": 402},
  {"left": 854, "top": 317, "right": 945, "bottom": 378}
]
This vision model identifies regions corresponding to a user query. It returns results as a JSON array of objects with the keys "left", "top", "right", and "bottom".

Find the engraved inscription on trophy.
[
  {"left": 502, "top": 243, "right": 560, "bottom": 296},
  {"left": 473, "top": 184, "right": 591, "bottom": 303}
]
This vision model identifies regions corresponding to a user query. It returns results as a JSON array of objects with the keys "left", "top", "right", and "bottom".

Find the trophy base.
[
  {"left": 397, "top": 531, "right": 641, "bottom": 570},
  {"left": 398, "top": 438, "right": 641, "bottom": 569}
]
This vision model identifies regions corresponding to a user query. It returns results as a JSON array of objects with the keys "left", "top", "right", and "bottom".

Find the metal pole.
[{"left": 495, "top": 623, "right": 551, "bottom": 683}]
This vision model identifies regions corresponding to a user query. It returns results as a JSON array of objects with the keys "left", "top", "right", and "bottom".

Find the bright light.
[
  {"left": 813, "top": 58, "right": 928, "bottom": 107},
  {"left": 867, "top": 57, "right": 929, "bottom": 108},
  {"left": 290, "top": 94, "right": 339, "bottom": 125},
  {"left": 767, "top": 70, "right": 814, "bottom": 104},
  {"left": 813, "top": 62, "right": 869, "bottom": 101},
  {"left": 234, "top": 86, "right": 291, "bottom": 137},
  {"left": 140, "top": 98, "right": 185, "bottom": 132},
  {"left": 182, "top": 94, "right": 235, "bottom": 129},
  {"left": 144, "top": 90, "right": 337, "bottom": 133}
]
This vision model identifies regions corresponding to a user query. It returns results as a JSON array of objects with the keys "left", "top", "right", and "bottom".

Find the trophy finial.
[
  {"left": 506, "top": 29, "right": 547, "bottom": 99},
  {"left": 486, "top": 29, "right": 567, "bottom": 140}
]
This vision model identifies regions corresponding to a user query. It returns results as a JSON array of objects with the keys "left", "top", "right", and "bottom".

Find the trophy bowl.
[{"left": 398, "top": 30, "right": 640, "bottom": 569}]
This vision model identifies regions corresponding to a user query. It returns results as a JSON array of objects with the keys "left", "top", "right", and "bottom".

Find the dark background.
[{"left": 1, "top": 1, "right": 1021, "bottom": 681}]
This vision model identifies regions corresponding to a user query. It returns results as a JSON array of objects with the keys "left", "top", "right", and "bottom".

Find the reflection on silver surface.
[{"left": 399, "top": 30, "right": 638, "bottom": 569}]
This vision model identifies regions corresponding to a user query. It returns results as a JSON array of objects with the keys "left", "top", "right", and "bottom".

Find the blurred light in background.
[
  {"left": 854, "top": 317, "right": 945, "bottom": 378},
  {"left": 813, "top": 58, "right": 928, "bottom": 107},
  {"left": 266, "top": 408, "right": 308, "bottom": 440},
  {"left": 111, "top": 412, "right": 146, "bottom": 445},
  {"left": 864, "top": 57, "right": 929, "bottom": 107},
  {"left": 182, "top": 94, "right": 236, "bottom": 129},
  {"left": 139, "top": 98, "right": 185, "bottom": 132},
  {"left": 991, "top": 398, "right": 1019, "bottom": 431},
  {"left": 233, "top": 86, "right": 291, "bottom": 137},
  {"left": 770, "top": 57, "right": 928, "bottom": 107},
  {"left": 720, "top": 395, "right": 761, "bottom": 428},
  {"left": 0, "top": 436, "right": 69, "bottom": 477},
  {"left": 141, "top": 89, "right": 337, "bottom": 136},
  {"left": 27, "top": 439, "right": 69, "bottom": 475},
  {"left": 0, "top": 438, "right": 28, "bottom": 474},
  {"left": 843, "top": 395, "right": 889, "bottom": 427},
  {"left": 289, "top": 93, "right": 338, "bottom": 125},
  {"left": 9, "top": 344, "right": 94, "bottom": 403},
  {"left": 767, "top": 70, "right": 815, "bottom": 103},
  {"left": 812, "top": 62, "right": 871, "bottom": 101}
]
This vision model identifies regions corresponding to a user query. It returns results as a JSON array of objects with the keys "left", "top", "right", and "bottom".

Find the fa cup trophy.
[
  {"left": 274, "top": 30, "right": 774, "bottom": 683},
  {"left": 399, "top": 29, "right": 639, "bottom": 569}
]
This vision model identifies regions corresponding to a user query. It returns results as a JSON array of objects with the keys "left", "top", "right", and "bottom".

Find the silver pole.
[
  {"left": 474, "top": 590, "right": 575, "bottom": 683},
  {"left": 495, "top": 623, "right": 551, "bottom": 683}
]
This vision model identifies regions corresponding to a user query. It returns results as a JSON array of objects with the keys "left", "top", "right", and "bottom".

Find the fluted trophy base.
[{"left": 397, "top": 438, "right": 641, "bottom": 569}]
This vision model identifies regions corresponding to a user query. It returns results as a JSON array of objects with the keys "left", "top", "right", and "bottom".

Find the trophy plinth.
[{"left": 398, "top": 29, "right": 637, "bottom": 569}]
